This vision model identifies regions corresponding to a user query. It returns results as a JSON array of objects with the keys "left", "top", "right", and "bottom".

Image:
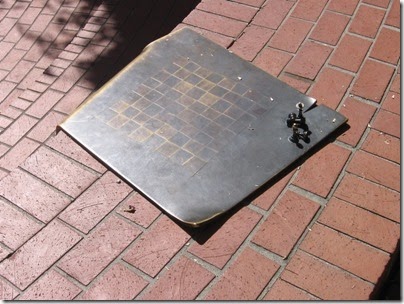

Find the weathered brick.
[
  {"left": 123, "top": 215, "right": 190, "bottom": 277},
  {"left": 328, "top": 0, "right": 360, "bottom": 15},
  {"left": 268, "top": 17, "right": 312, "bottom": 53},
  {"left": 51, "top": 66, "right": 86, "bottom": 93},
  {"left": 301, "top": 223, "right": 390, "bottom": 283},
  {"left": 21, "top": 147, "right": 98, "bottom": 198},
  {"left": 252, "top": 0, "right": 294, "bottom": 29},
  {"left": 390, "top": 74, "right": 400, "bottom": 93},
  {"left": 372, "top": 109, "right": 400, "bottom": 138},
  {"left": 188, "top": 207, "right": 261, "bottom": 268},
  {"left": 0, "top": 114, "right": 36, "bottom": 148},
  {"left": 80, "top": 263, "right": 148, "bottom": 300},
  {"left": 4, "top": 23, "right": 29, "bottom": 43},
  {"left": 308, "top": 67, "right": 353, "bottom": 109},
  {"left": 282, "top": 250, "right": 374, "bottom": 300},
  {"left": 0, "top": 220, "right": 82, "bottom": 290},
  {"left": 351, "top": 60, "right": 394, "bottom": 102},
  {"left": 18, "top": 67, "right": 44, "bottom": 90},
  {"left": 0, "top": 17, "right": 17, "bottom": 36},
  {"left": 30, "top": 13, "right": 53, "bottom": 32},
  {"left": 59, "top": 171, "right": 132, "bottom": 234},
  {"left": 347, "top": 150, "right": 399, "bottom": 192},
  {"left": 27, "top": 111, "right": 66, "bottom": 142},
  {"left": 252, "top": 190, "right": 319, "bottom": 258},
  {"left": 18, "top": 90, "right": 40, "bottom": 103},
  {"left": 252, "top": 170, "right": 294, "bottom": 210},
  {"left": 0, "top": 168, "right": 71, "bottom": 223},
  {"left": 263, "top": 279, "right": 317, "bottom": 300},
  {"left": 232, "top": 0, "right": 265, "bottom": 6},
  {"left": 0, "top": 138, "right": 39, "bottom": 172},
  {"left": 293, "top": 144, "right": 351, "bottom": 198},
  {"left": 26, "top": 89, "right": 64, "bottom": 118},
  {"left": 363, "top": 0, "right": 389, "bottom": 8},
  {"left": 385, "top": 0, "right": 400, "bottom": 28},
  {"left": 0, "top": 115, "right": 13, "bottom": 129},
  {"left": 0, "top": 81, "right": 17, "bottom": 103},
  {"left": 382, "top": 91, "right": 400, "bottom": 114},
  {"left": 15, "top": 30, "right": 38, "bottom": 51},
  {"left": 0, "top": 198, "right": 42, "bottom": 250},
  {"left": 53, "top": 85, "right": 92, "bottom": 114},
  {"left": 204, "top": 247, "right": 280, "bottom": 300},
  {"left": 370, "top": 28, "right": 400, "bottom": 64},
  {"left": 183, "top": 9, "right": 246, "bottom": 38},
  {"left": 18, "top": 270, "right": 82, "bottom": 300},
  {"left": 24, "top": 40, "right": 51, "bottom": 62},
  {"left": 117, "top": 192, "right": 161, "bottom": 228},
  {"left": 6, "top": 1, "right": 29, "bottom": 18},
  {"left": 0, "top": 280, "right": 19, "bottom": 300},
  {"left": 285, "top": 41, "right": 332, "bottom": 80},
  {"left": 362, "top": 129, "right": 399, "bottom": 165},
  {"left": 291, "top": 0, "right": 328, "bottom": 21},
  {"left": 19, "top": 7, "right": 41, "bottom": 24},
  {"left": 197, "top": 0, "right": 258, "bottom": 22},
  {"left": 310, "top": 11, "right": 349, "bottom": 45},
  {"left": 319, "top": 198, "right": 400, "bottom": 253},
  {"left": 11, "top": 97, "right": 31, "bottom": 110},
  {"left": 338, "top": 97, "right": 377, "bottom": 146},
  {"left": 141, "top": 256, "right": 214, "bottom": 300},
  {"left": 278, "top": 74, "right": 311, "bottom": 93},
  {"left": 253, "top": 47, "right": 292, "bottom": 77},
  {"left": 230, "top": 25, "right": 274, "bottom": 61},
  {"left": 334, "top": 173, "right": 400, "bottom": 223},
  {"left": 0, "top": 41, "right": 14, "bottom": 61},
  {"left": 349, "top": 5, "right": 385, "bottom": 38},
  {"left": 73, "top": 44, "right": 105, "bottom": 68},
  {"left": 58, "top": 215, "right": 141, "bottom": 285}
]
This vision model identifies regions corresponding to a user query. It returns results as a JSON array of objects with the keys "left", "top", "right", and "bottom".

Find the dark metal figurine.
[{"left": 287, "top": 102, "right": 310, "bottom": 143}]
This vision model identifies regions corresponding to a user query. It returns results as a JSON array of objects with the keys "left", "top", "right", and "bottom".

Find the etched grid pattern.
[{"left": 96, "top": 57, "right": 270, "bottom": 173}]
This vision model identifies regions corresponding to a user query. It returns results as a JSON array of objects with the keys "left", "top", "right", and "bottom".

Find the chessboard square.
[
  {"left": 209, "top": 85, "right": 228, "bottom": 97},
  {"left": 232, "top": 95, "right": 254, "bottom": 111},
  {"left": 185, "top": 74, "right": 202, "bottom": 85},
  {"left": 164, "top": 75, "right": 182, "bottom": 87},
  {"left": 197, "top": 79, "right": 215, "bottom": 91},
  {"left": 165, "top": 63, "right": 181, "bottom": 74},
  {"left": 133, "top": 112, "right": 151, "bottom": 125},
  {"left": 144, "top": 90, "right": 163, "bottom": 102},
  {"left": 184, "top": 156, "right": 206, "bottom": 175},
  {"left": 171, "top": 149, "right": 193, "bottom": 165},
  {"left": 184, "top": 140, "right": 204, "bottom": 154},
  {"left": 165, "top": 115, "right": 187, "bottom": 131},
  {"left": 177, "top": 108, "right": 198, "bottom": 123},
  {"left": 190, "top": 114, "right": 210, "bottom": 129},
  {"left": 184, "top": 61, "right": 199, "bottom": 72},
  {"left": 155, "top": 83, "right": 171, "bottom": 94},
  {"left": 165, "top": 89, "right": 182, "bottom": 101},
  {"left": 199, "top": 93, "right": 219, "bottom": 107},
  {"left": 122, "top": 106, "right": 140, "bottom": 119},
  {"left": 144, "top": 117, "right": 165, "bottom": 132},
  {"left": 144, "top": 77, "right": 161, "bottom": 89},
  {"left": 233, "top": 83, "right": 249, "bottom": 95},
  {"left": 202, "top": 108, "right": 221, "bottom": 120},
  {"left": 228, "top": 120, "right": 247, "bottom": 134},
  {"left": 218, "top": 78, "right": 236, "bottom": 90},
  {"left": 173, "top": 57, "right": 189, "bottom": 67},
  {"left": 153, "top": 70, "right": 171, "bottom": 82},
  {"left": 194, "top": 67, "right": 211, "bottom": 78},
  {"left": 108, "top": 115, "right": 129, "bottom": 129},
  {"left": 189, "top": 101, "right": 208, "bottom": 114},
  {"left": 143, "top": 104, "right": 164, "bottom": 117},
  {"left": 170, "top": 132, "right": 190, "bottom": 147},
  {"left": 157, "top": 141, "right": 179, "bottom": 157},
  {"left": 197, "top": 146, "right": 217, "bottom": 162},
  {"left": 136, "top": 84, "right": 152, "bottom": 95},
  {"left": 206, "top": 73, "right": 224, "bottom": 84},
  {"left": 97, "top": 108, "right": 117, "bottom": 123},
  {"left": 165, "top": 99, "right": 185, "bottom": 115},
  {"left": 194, "top": 131, "right": 213, "bottom": 145},
  {"left": 144, "top": 134, "right": 165, "bottom": 150},
  {"left": 248, "top": 104, "right": 267, "bottom": 117},
  {"left": 238, "top": 112, "right": 255, "bottom": 126},
  {"left": 121, "top": 120, "right": 140, "bottom": 134},
  {"left": 174, "top": 81, "right": 193, "bottom": 94},
  {"left": 203, "top": 121, "right": 222, "bottom": 137},
  {"left": 186, "top": 87, "right": 205, "bottom": 100},
  {"left": 180, "top": 124, "right": 199, "bottom": 138},
  {"left": 175, "top": 68, "right": 192, "bottom": 80},
  {"left": 211, "top": 99, "right": 231, "bottom": 112},
  {"left": 224, "top": 104, "right": 245, "bottom": 120},
  {"left": 127, "top": 92, "right": 142, "bottom": 104},
  {"left": 178, "top": 95, "right": 195, "bottom": 107},
  {"left": 129, "top": 127, "right": 153, "bottom": 142},
  {"left": 133, "top": 98, "right": 152, "bottom": 111},
  {"left": 215, "top": 114, "right": 235, "bottom": 127},
  {"left": 157, "top": 124, "right": 177, "bottom": 139},
  {"left": 110, "top": 100, "right": 130, "bottom": 113}
]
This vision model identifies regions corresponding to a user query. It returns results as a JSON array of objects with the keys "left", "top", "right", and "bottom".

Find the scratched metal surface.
[{"left": 59, "top": 28, "right": 347, "bottom": 226}]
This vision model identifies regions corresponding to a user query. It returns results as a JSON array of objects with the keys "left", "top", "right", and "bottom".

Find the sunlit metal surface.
[{"left": 59, "top": 28, "right": 347, "bottom": 226}]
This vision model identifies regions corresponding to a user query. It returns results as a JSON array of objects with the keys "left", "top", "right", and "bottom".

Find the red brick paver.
[{"left": 0, "top": 0, "right": 400, "bottom": 301}]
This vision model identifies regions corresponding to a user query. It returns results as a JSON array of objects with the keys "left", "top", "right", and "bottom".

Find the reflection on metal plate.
[{"left": 59, "top": 28, "right": 347, "bottom": 226}]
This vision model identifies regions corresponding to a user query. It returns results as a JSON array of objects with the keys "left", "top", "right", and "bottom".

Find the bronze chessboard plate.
[{"left": 59, "top": 28, "right": 347, "bottom": 226}]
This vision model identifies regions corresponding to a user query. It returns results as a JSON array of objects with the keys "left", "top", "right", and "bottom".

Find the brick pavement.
[{"left": 0, "top": 0, "right": 400, "bottom": 300}]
